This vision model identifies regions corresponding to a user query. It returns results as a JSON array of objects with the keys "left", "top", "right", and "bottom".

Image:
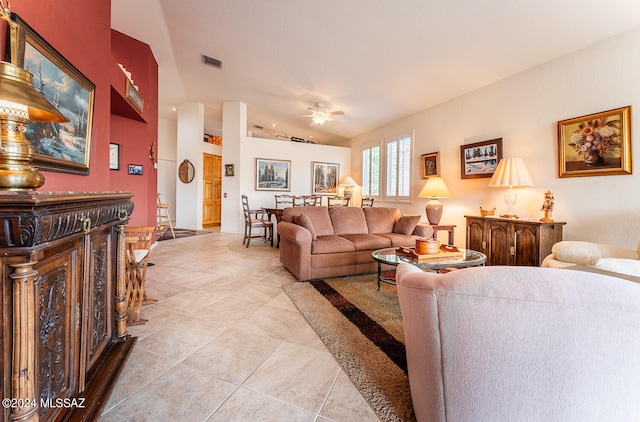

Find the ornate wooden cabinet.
[
  {"left": 465, "top": 215, "right": 566, "bottom": 266},
  {"left": 0, "top": 192, "right": 135, "bottom": 422}
]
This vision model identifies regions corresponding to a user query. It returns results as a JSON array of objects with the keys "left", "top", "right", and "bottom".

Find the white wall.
[
  {"left": 221, "top": 136, "right": 351, "bottom": 234},
  {"left": 157, "top": 118, "right": 177, "bottom": 220},
  {"left": 350, "top": 27, "right": 640, "bottom": 250}
]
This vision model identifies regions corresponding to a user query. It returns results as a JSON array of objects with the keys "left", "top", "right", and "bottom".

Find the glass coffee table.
[{"left": 371, "top": 247, "right": 487, "bottom": 289}]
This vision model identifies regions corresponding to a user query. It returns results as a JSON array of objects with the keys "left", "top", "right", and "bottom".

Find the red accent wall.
[{"left": 0, "top": 0, "right": 158, "bottom": 228}]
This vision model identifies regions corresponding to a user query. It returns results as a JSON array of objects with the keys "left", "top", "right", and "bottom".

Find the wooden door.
[{"left": 203, "top": 153, "right": 222, "bottom": 226}]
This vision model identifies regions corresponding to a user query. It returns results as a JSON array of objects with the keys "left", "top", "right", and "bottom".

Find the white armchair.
[{"left": 542, "top": 240, "right": 640, "bottom": 278}]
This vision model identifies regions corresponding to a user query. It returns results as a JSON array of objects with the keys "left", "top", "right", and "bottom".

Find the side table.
[{"left": 430, "top": 224, "right": 455, "bottom": 245}]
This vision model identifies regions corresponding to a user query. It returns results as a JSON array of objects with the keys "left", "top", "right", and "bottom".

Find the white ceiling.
[{"left": 111, "top": 0, "right": 640, "bottom": 146}]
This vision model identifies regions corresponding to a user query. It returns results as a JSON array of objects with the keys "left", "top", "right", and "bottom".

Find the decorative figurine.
[{"left": 540, "top": 191, "right": 555, "bottom": 222}]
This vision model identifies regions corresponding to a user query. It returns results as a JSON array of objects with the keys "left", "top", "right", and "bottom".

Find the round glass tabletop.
[{"left": 372, "top": 247, "right": 487, "bottom": 271}]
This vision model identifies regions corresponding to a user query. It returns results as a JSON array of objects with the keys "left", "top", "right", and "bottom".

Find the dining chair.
[
  {"left": 124, "top": 226, "right": 156, "bottom": 325},
  {"left": 242, "top": 195, "right": 273, "bottom": 247},
  {"left": 275, "top": 194, "right": 294, "bottom": 209},
  {"left": 327, "top": 196, "right": 350, "bottom": 207},
  {"left": 294, "top": 195, "right": 321, "bottom": 206},
  {"left": 361, "top": 197, "right": 375, "bottom": 207},
  {"left": 156, "top": 193, "right": 175, "bottom": 239}
]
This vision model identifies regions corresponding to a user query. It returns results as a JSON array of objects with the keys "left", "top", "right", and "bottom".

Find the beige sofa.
[
  {"left": 396, "top": 263, "right": 640, "bottom": 422},
  {"left": 278, "top": 206, "right": 433, "bottom": 281},
  {"left": 542, "top": 240, "right": 640, "bottom": 278}
]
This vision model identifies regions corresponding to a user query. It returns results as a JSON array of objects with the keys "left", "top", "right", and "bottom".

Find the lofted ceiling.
[{"left": 111, "top": 0, "right": 640, "bottom": 146}]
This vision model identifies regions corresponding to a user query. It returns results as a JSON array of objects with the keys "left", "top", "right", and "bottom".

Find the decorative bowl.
[{"left": 480, "top": 207, "right": 496, "bottom": 216}]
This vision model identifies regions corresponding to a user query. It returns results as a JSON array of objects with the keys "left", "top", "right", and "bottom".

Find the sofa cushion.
[
  {"left": 311, "top": 235, "right": 356, "bottom": 254},
  {"left": 376, "top": 233, "right": 419, "bottom": 247},
  {"left": 364, "top": 207, "right": 401, "bottom": 234},
  {"left": 339, "top": 233, "right": 392, "bottom": 251},
  {"left": 293, "top": 214, "right": 317, "bottom": 240},
  {"left": 329, "top": 207, "right": 368, "bottom": 235},
  {"left": 589, "top": 258, "right": 640, "bottom": 278},
  {"left": 393, "top": 215, "right": 421, "bottom": 235},
  {"left": 283, "top": 206, "right": 334, "bottom": 236}
]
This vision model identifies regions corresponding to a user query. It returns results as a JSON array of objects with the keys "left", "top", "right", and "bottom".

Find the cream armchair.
[{"left": 541, "top": 240, "right": 640, "bottom": 278}]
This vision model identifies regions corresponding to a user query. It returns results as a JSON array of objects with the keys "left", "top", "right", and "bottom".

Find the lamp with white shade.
[
  {"left": 488, "top": 158, "right": 533, "bottom": 219},
  {"left": 418, "top": 177, "right": 452, "bottom": 225},
  {"left": 339, "top": 175, "right": 358, "bottom": 202}
]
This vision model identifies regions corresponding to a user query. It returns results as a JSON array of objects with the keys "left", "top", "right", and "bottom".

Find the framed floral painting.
[{"left": 557, "top": 106, "right": 632, "bottom": 178}]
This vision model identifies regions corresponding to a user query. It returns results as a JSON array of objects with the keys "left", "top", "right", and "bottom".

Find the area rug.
[
  {"left": 157, "top": 228, "right": 213, "bottom": 241},
  {"left": 283, "top": 274, "right": 415, "bottom": 422}
]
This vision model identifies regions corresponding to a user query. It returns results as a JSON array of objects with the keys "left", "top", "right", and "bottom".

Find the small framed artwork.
[
  {"left": 460, "top": 138, "right": 503, "bottom": 179},
  {"left": 312, "top": 162, "right": 339, "bottom": 195},
  {"left": 125, "top": 79, "right": 144, "bottom": 113},
  {"left": 256, "top": 158, "right": 290, "bottom": 191},
  {"left": 421, "top": 152, "right": 440, "bottom": 178},
  {"left": 128, "top": 164, "right": 143, "bottom": 175},
  {"left": 224, "top": 164, "right": 235, "bottom": 176},
  {"left": 557, "top": 106, "right": 632, "bottom": 178},
  {"left": 109, "top": 143, "right": 120, "bottom": 170}
]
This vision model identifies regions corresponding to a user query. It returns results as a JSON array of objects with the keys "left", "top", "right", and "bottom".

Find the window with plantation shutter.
[
  {"left": 362, "top": 144, "right": 380, "bottom": 197},
  {"left": 384, "top": 133, "right": 412, "bottom": 202}
]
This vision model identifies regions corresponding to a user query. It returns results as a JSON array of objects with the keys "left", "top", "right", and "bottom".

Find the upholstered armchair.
[
  {"left": 396, "top": 263, "right": 640, "bottom": 422},
  {"left": 542, "top": 240, "right": 640, "bottom": 278}
]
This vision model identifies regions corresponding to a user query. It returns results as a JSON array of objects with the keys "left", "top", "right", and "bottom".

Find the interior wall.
[
  {"left": 350, "top": 27, "right": 640, "bottom": 250},
  {"left": 222, "top": 137, "right": 351, "bottom": 234},
  {"left": 157, "top": 118, "right": 177, "bottom": 220}
]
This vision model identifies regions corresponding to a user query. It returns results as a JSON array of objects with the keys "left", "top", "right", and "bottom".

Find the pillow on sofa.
[
  {"left": 588, "top": 257, "right": 640, "bottom": 278},
  {"left": 393, "top": 215, "right": 421, "bottom": 236},
  {"left": 293, "top": 214, "right": 317, "bottom": 240}
]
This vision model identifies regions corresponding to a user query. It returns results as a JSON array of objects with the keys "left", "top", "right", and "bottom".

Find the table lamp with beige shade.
[
  {"left": 418, "top": 176, "right": 452, "bottom": 225},
  {"left": 488, "top": 157, "right": 533, "bottom": 218},
  {"left": 339, "top": 175, "right": 358, "bottom": 203}
]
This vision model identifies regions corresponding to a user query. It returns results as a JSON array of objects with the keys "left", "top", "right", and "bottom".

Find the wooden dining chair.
[
  {"left": 124, "top": 226, "right": 156, "bottom": 325},
  {"left": 275, "top": 194, "right": 294, "bottom": 209},
  {"left": 242, "top": 195, "right": 273, "bottom": 247},
  {"left": 294, "top": 195, "right": 321, "bottom": 206},
  {"left": 327, "top": 196, "right": 350, "bottom": 207},
  {"left": 361, "top": 197, "right": 375, "bottom": 207}
]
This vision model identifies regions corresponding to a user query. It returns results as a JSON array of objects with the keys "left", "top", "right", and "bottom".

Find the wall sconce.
[
  {"left": 339, "top": 175, "right": 358, "bottom": 202},
  {"left": 489, "top": 157, "right": 533, "bottom": 218},
  {"left": 0, "top": 61, "right": 68, "bottom": 189},
  {"left": 418, "top": 177, "right": 452, "bottom": 225}
]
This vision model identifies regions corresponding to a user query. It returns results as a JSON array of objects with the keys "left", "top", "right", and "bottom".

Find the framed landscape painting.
[
  {"left": 312, "top": 162, "right": 339, "bottom": 195},
  {"left": 557, "top": 106, "right": 632, "bottom": 178},
  {"left": 256, "top": 158, "right": 290, "bottom": 191},
  {"left": 460, "top": 138, "right": 503, "bottom": 179},
  {"left": 10, "top": 13, "right": 95, "bottom": 175}
]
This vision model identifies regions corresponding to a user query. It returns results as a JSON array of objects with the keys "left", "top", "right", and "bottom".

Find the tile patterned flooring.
[{"left": 100, "top": 230, "right": 380, "bottom": 421}]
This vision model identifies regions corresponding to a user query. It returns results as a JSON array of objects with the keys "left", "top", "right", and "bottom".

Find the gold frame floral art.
[{"left": 558, "top": 106, "right": 632, "bottom": 178}]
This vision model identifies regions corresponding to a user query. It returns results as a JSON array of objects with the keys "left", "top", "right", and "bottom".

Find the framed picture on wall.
[
  {"left": 128, "top": 164, "right": 143, "bottom": 175},
  {"left": 9, "top": 13, "right": 95, "bottom": 175},
  {"left": 109, "top": 143, "right": 120, "bottom": 170},
  {"left": 557, "top": 106, "right": 632, "bottom": 178},
  {"left": 460, "top": 138, "right": 503, "bottom": 179},
  {"left": 256, "top": 158, "right": 290, "bottom": 191},
  {"left": 312, "top": 162, "right": 339, "bottom": 195},
  {"left": 421, "top": 152, "right": 440, "bottom": 178}
]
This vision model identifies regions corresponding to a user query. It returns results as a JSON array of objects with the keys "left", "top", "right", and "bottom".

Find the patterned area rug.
[
  {"left": 283, "top": 275, "right": 415, "bottom": 422},
  {"left": 157, "top": 228, "right": 213, "bottom": 241}
]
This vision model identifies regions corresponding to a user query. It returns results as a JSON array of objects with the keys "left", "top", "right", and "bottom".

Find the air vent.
[{"left": 201, "top": 54, "right": 222, "bottom": 69}]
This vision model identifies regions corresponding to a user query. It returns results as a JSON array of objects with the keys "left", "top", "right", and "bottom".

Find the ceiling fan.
[{"left": 304, "top": 102, "right": 344, "bottom": 125}]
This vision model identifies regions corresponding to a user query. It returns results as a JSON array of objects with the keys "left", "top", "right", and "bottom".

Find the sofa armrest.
[
  {"left": 277, "top": 221, "right": 312, "bottom": 244},
  {"left": 413, "top": 223, "right": 434, "bottom": 238},
  {"left": 551, "top": 241, "right": 638, "bottom": 264}
]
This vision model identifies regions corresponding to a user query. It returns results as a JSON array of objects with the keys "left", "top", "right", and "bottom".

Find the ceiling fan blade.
[{"left": 328, "top": 110, "right": 344, "bottom": 116}]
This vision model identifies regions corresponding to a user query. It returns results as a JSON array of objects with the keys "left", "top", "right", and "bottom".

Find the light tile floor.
[{"left": 100, "top": 230, "right": 380, "bottom": 421}]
